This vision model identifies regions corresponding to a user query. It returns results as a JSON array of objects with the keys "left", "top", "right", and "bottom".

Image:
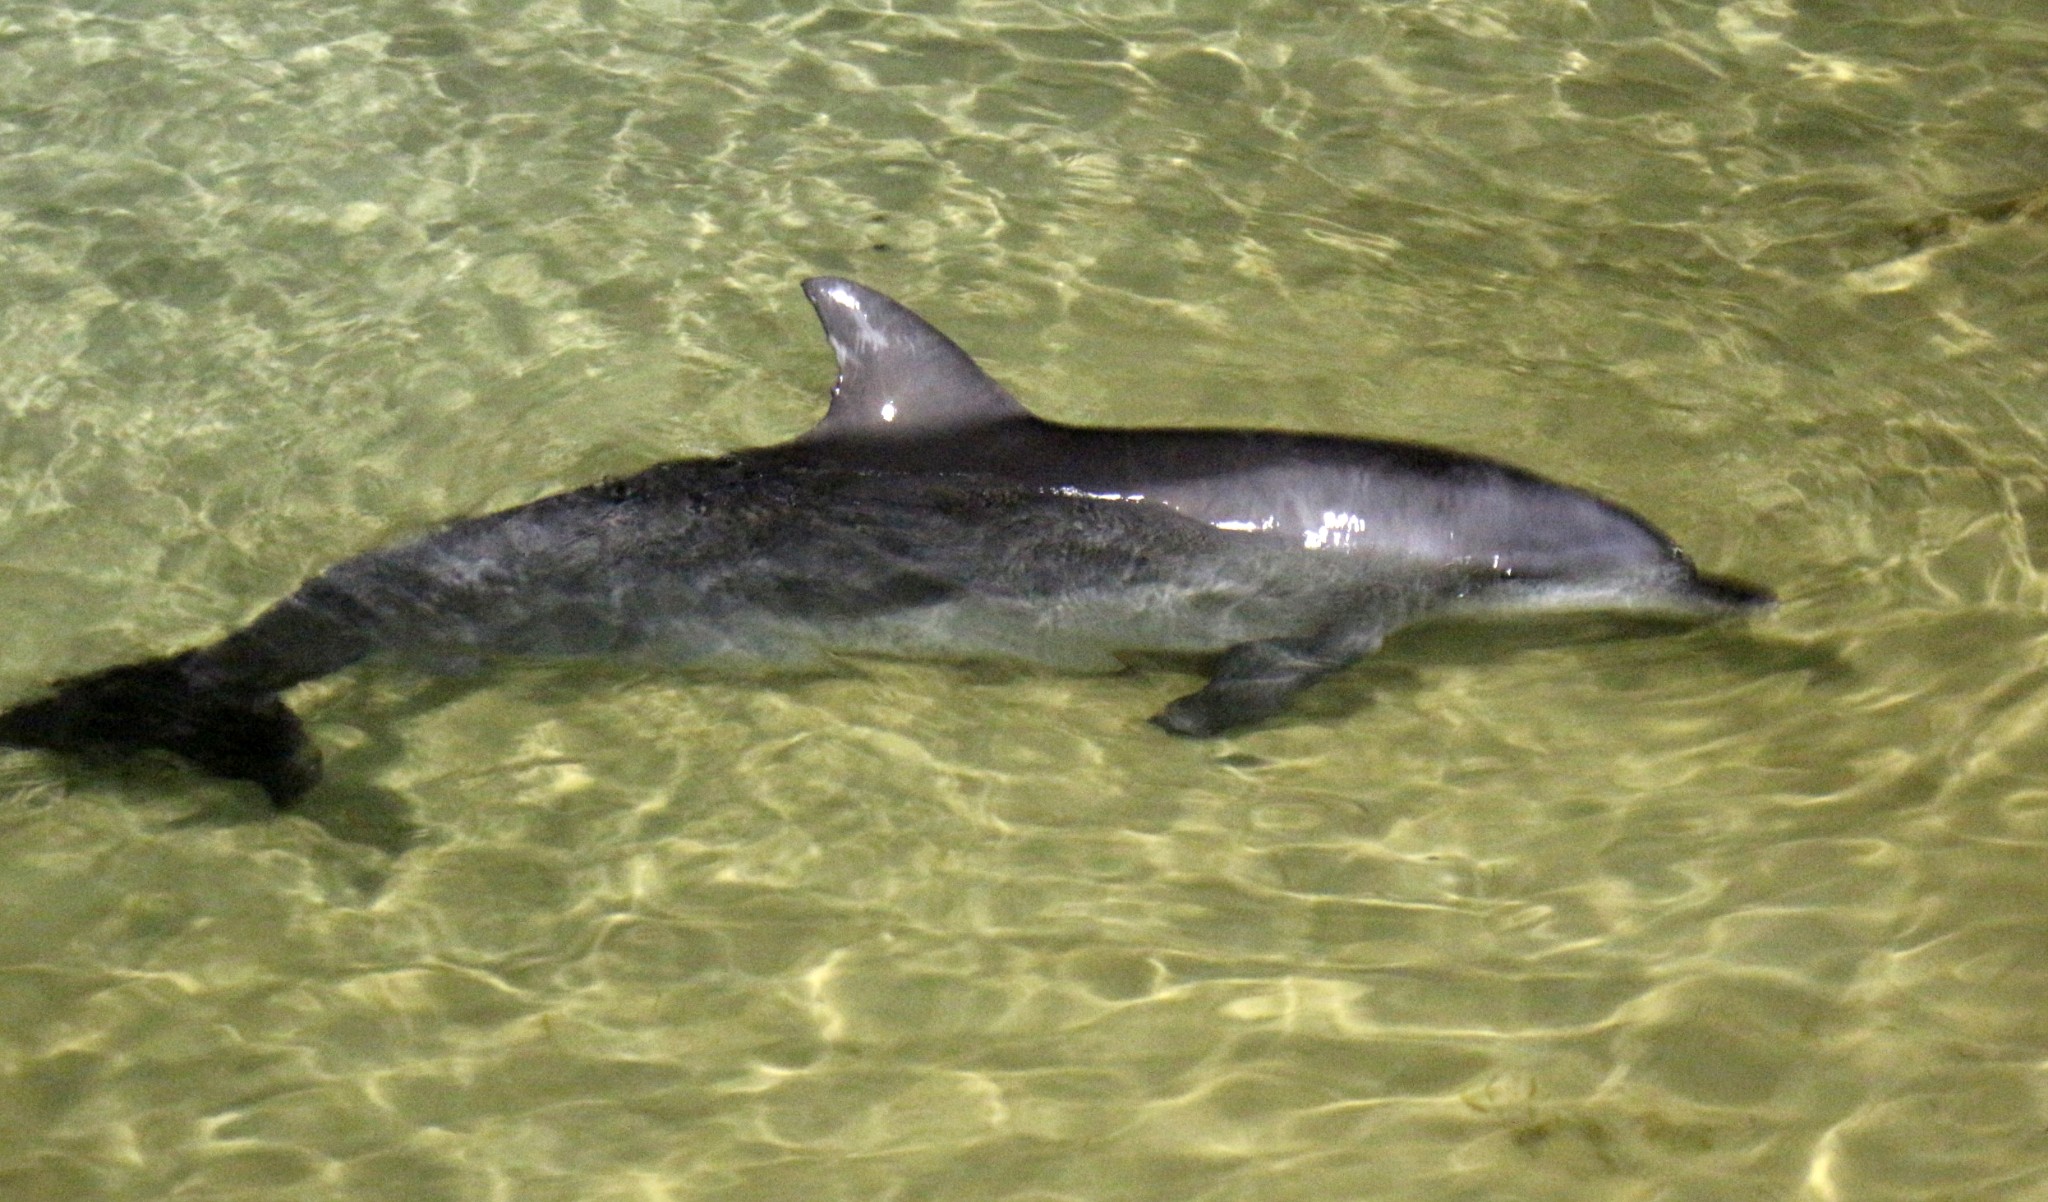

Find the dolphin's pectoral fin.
[{"left": 1150, "top": 623, "right": 1389, "bottom": 738}]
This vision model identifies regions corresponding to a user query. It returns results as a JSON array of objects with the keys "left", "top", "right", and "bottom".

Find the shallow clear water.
[{"left": 2, "top": 0, "right": 2047, "bottom": 1199}]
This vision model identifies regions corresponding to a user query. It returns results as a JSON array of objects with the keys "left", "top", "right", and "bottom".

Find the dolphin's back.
[
  {"left": 272, "top": 457, "right": 1431, "bottom": 672},
  {"left": 789, "top": 276, "right": 1730, "bottom": 602},
  {"left": 781, "top": 422, "right": 1704, "bottom": 601}
]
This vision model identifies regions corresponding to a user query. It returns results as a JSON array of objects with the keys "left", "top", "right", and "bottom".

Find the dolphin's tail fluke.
[{"left": 0, "top": 652, "right": 320, "bottom": 806}]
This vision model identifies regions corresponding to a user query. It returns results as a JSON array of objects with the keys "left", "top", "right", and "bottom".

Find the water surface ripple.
[{"left": 1, "top": 1, "right": 2046, "bottom": 1199}]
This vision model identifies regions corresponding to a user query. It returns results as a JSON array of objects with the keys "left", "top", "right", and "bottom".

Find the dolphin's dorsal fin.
[{"left": 798, "top": 277, "right": 1032, "bottom": 442}]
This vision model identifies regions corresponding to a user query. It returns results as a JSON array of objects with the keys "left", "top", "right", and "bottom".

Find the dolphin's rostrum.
[{"left": 0, "top": 277, "right": 1770, "bottom": 803}]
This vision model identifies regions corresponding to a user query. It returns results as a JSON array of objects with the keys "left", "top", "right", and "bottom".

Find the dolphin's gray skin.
[{"left": 0, "top": 277, "right": 1769, "bottom": 804}]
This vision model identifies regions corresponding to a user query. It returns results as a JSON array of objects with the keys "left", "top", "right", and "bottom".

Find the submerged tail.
[{"left": 0, "top": 652, "right": 319, "bottom": 806}]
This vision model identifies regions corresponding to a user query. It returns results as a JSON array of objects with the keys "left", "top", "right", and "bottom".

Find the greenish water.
[{"left": 3, "top": 0, "right": 2047, "bottom": 1198}]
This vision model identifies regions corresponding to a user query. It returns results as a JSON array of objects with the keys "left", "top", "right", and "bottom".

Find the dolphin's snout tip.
[{"left": 1692, "top": 573, "right": 1775, "bottom": 613}]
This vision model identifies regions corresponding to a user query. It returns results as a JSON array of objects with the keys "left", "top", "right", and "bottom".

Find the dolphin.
[{"left": 0, "top": 277, "right": 1770, "bottom": 804}]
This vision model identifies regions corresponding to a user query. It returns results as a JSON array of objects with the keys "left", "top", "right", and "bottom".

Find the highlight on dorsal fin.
[{"left": 798, "top": 277, "right": 1033, "bottom": 442}]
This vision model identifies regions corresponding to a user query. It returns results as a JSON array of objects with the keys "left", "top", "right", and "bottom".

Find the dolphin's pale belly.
[{"left": 593, "top": 577, "right": 1405, "bottom": 674}]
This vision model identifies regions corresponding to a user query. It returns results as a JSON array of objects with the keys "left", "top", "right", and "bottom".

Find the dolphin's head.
[{"left": 1460, "top": 477, "right": 1773, "bottom": 614}]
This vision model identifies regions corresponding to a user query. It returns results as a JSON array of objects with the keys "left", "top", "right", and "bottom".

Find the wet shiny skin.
[{"left": 1, "top": 278, "right": 1766, "bottom": 801}]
